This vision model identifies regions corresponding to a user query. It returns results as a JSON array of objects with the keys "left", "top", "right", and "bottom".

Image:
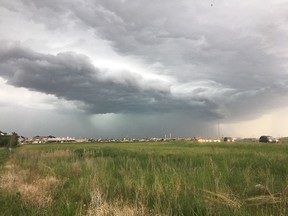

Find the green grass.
[
  {"left": 0, "top": 148, "right": 8, "bottom": 166},
  {"left": 1, "top": 141, "right": 288, "bottom": 215}
]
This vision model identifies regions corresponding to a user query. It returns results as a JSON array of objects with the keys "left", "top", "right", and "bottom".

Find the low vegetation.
[{"left": 0, "top": 141, "right": 288, "bottom": 215}]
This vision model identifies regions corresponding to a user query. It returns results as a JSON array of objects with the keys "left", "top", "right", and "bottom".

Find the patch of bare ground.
[
  {"left": 87, "top": 189, "right": 152, "bottom": 216},
  {"left": 0, "top": 161, "right": 59, "bottom": 207}
]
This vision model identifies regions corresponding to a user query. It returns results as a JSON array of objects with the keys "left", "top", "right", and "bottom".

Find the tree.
[
  {"left": 0, "top": 132, "right": 19, "bottom": 148},
  {"left": 9, "top": 132, "right": 19, "bottom": 148}
]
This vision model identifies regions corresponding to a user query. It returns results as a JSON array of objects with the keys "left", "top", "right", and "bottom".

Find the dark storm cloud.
[
  {"left": 0, "top": 44, "right": 218, "bottom": 116},
  {"left": 75, "top": 0, "right": 288, "bottom": 120}
]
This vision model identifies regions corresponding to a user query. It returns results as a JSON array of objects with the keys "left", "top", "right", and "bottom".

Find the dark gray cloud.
[
  {"left": 0, "top": 42, "right": 287, "bottom": 124},
  {"left": 0, "top": 44, "right": 218, "bottom": 117}
]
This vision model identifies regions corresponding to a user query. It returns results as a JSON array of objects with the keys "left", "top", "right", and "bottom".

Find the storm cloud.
[
  {"left": 0, "top": 43, "right": 223, "bottom": 117},
  {"left": 0, "top": 0, "right": 288, "bottom": 137}
]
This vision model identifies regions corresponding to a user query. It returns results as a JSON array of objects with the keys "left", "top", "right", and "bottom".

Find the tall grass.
[
  {"left": 0, "top": 147, "right": 9, "bottom": 166},
  {"left": 0, "top": 141, "right": 288, "bottom": 215}
]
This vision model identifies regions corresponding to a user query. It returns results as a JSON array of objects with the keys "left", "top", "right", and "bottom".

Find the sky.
[{"left": 0, "top": 0, "right": 288, "bottom": 138}]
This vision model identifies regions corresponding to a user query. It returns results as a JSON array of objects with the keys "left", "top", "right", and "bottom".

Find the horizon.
[{"left": 1, "top": 128, "right": 285, "bottom": 140}]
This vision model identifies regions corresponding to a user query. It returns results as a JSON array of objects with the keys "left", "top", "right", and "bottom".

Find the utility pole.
[{"left": 217, "top": 121, "right": 220, "bottom": 139}]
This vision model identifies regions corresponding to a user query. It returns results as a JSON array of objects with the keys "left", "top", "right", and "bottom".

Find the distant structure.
[{"left": 22, "top": 136, "right": 89, "bottom": 144}]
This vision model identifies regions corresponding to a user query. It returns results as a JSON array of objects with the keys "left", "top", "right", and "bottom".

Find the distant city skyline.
[{"left": 0, "top": 0, "right": 288, "bottom": 138}]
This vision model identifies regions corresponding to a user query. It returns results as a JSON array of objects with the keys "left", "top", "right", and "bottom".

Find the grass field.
[{"left": 0, "top": 141, "right": 288, "bottom": 215}]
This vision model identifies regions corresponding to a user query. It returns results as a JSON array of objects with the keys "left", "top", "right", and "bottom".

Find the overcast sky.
[{"left": 0, "top": 0, "right": 288, "bottom": 138}]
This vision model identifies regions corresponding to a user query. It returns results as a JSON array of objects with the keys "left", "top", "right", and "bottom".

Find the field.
[{"left": 0, "top": 141, "right": 288, "bottom": 215}]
